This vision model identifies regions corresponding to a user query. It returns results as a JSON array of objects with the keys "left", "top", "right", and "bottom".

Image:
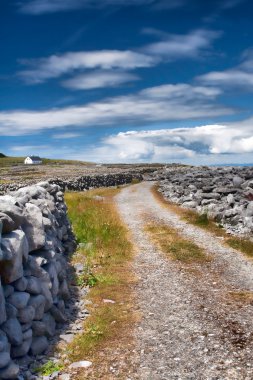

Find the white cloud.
[
  {"left": 140, "top": 83, "right": 222, "bottom": 98},
  {"left": 143, "top": 29, "right": 221, "bottom": 59},
  {"left": 79, "top": 121, "right": 253, "bottom": 163},
  {"left": 19, "top": 50, "right": 155, "bottom": 84},
  {"left": 62, "top": 71, "right": 139, "bottom": 90},
  {"left": 10, "top": 145, "right": 50, "bottom": 152},
  {"left": 0, "top": 83, "right": 230, "bottom": 136},
  {"left": 199, "top": 70, "right": 253, "bottom": 89},
  {"left": 18, "top": 29, "right": 220, "bottom": 86},
  {"left": 52, "top": 132, "right": 81, "bottom": 139},
  {"left": 198, "top": 50, "right": 253, "bottom": 90},
  {"left": 19, "top": 0, "right": 185, "bottom": 14}
]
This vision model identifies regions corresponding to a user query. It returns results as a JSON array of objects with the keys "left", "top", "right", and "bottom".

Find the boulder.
[
  {"left": 0, "top": 229, "right": 29, "bottom": 283},
  {"left": 42, "top": 313, "right": 56, "bottom": 337},
  {"left": 2, "top": 286, "right": 14, "bottom": 298},
  {"left": 5, "top": 303, "right": 17, "bottom": 319},
  {"left": 0, "top": 352, "right": 11, "bottom": 369},
  {"left": 22, "top": 203, "right": 45, "bottom": 252},
  {"left": 13, "top": 276, "right": 28, "bottom": 292},
  {"left": 44, "top": 262, "right": 59, "bottom": 299},
  {"left": 11, "top": 337, "right": 32, "bottom": 358},
  {"left": 30, "top": 336, "right": 48, "bottom": 356},
  {"left": 1, "top": 318, "right": 23, "bottom": 346},
  {"left": 40, "top": 281, "right": 53, "bottom": 312},
  {"left": 26, "top": 276, "right": 42, "bottom": 295},
  {"left": 7, "top": 292, "right": 30, "bottom": 309},
  {"left": 28, "top": 295, "right": 46, "bottom": 320},
  {"left": 0, "top": 202, "right": 24, "bottom": 230},
  {"left": 0, "top": 213, "right": 15, "bottom": 235},
  {"left": 17, "top": 306, "right": 35, "bottom": 324},
  {"left": 233, "top": 175, "right": 244, "bottom": 188},
  {"left": 0, "top": 362, "right": 19, "bottom": 379},
  {"left": 50, "top": 305, "right": 67, "bottom": 323},
  {"left": 32, "top": 321, "right": 46, "bottom": 337}
]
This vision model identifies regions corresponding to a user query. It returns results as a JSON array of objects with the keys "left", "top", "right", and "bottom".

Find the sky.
[{"left": 1, "top": 0, "right": 253, "bottom": 164}]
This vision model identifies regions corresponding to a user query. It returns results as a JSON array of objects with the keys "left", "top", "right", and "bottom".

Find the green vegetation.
[
  {"left": 146, "top": 223, "right": 210, "bottom": 263},
  {"left": 0, "top": 156, "right": 25, "bottom": 167},
  {"left": 64, "top": 188, "right": 137, "bottom": 376},
  {"left": 35, "top": 361, "right": 64, "bottom": 376},
  {"left": 0, "top": 153, "right": 6, "bottom": 158},
  {"left": 226, "top": 238, "right": 253, "bottom": 257}
]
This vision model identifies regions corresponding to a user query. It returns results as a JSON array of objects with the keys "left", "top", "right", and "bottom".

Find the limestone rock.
[
  {"left": 0, "top": 213, "right": 15, "bottom": 235},
  {"left": 0, "top": 352, "right": 11, "bottom": 369},
  {"left": 11, "top": 337, "right": 32, "bottom": 358},
  {"left": 1, "top": 318, "right": 23, "bottom": 346},
  {"left": 22, "top": 203, "right": 45, "bottom": 252},
  {"left": 13, "top": 276, "right": 28, "bottom": 292},
  {"left": 0, "top": 229, "right": 29, "bottom": 283},
  {"left": 30, "top": 336, "right": 48, "bottom": 356},
  {"left": 7, "top": 292, "right": 30, "bottom": 309},
  {"left": 18, "top": 306, "right": 35, "bottom": 324},
  {"left": 0, "top": 361, "right": 19, "bottom": 379},
  {"left": 0, "top": 202, "right": 24, "bottom": 230},
  {"left": 26, "top": 276, "right": 42, "bottom": 295},
  {"left": 28, "top": 295, "right": 46, "bottom": 320}
]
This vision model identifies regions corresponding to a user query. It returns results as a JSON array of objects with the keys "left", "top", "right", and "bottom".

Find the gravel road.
[{"left": 116, "top": 182, "right": 253, "bottom": 380}]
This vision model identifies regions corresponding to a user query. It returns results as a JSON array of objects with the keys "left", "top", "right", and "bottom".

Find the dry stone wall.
[
  {"left": 0, "top": 182, "right": 76, "bottom": 379},
  {"left": 154, "top": 166, "right": 253, "bottom": 236},
  {"left": 0, "top": 172, "right": 143, "bottom": 195}
]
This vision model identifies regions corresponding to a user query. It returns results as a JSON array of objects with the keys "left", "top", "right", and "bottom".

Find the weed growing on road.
[
  {"left": 226, "top": 238, "right": 253, "bottom": 258},
  {"left": 35, "top": 361, "right": 63, "bottom": 376},
  {"left": 152, "top": 184, "right": 253, "bottom": 259},
  {"left": 146, "top": 223, "right": 210, "bottom": 263}
]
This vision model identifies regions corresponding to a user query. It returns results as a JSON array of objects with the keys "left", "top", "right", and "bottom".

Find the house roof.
[{"left": 26, "top": 156, "right": 42, "bottom": 160}]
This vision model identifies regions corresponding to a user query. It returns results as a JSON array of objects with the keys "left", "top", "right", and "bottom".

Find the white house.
[{"left": 24, "top": 156, "right": 42, "bottom": 165}]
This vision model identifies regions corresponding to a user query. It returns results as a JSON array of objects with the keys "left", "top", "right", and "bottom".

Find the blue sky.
[{"left": 1, "top": 0, "right": 253, "bottom": 164}]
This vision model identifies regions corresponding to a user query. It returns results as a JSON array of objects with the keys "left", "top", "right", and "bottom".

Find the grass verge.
[
  {"left": 146, "top": 223, "right": 210, "bottom": 263},
  {"left": 65, "top": 187, "right": 138, "bottom": 379},
  {"left": 152, "top": 184, "right": 253, "bottom": 258}
]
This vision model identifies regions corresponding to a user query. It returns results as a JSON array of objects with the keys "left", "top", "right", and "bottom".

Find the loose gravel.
[{"left": 116, "top": 182, "right": 253, "bottom": 380}]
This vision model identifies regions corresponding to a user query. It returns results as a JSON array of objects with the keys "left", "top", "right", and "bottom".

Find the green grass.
[
  {"left": 35, "top": 361, "right": 64, "bottom": 376},
  {"left": 64, "top": 188, "right": 137, "bottom": 377},
  {"left": 0, "top": 156, "right": 25, "bottom": 167},
  {"left": 226, "top": 238, "right": 253, "bottom": 257},
  {"left": 0, "top": 155, "right": 93, "bottom": 168},
  {"left": 146, "top": 223, "right": 210, "bottom": 263}
]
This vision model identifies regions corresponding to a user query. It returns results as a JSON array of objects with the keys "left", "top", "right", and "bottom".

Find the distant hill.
[{"left": 0, "top": 153, "right": 6, "bottom": 158}]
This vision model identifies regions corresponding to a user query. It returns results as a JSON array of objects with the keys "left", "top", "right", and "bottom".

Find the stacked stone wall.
[
  {"left": 0, "top": 182, "right": 76, "bottom": 379},
  {"left": 0, "top": 172, "right": 143, "bottom": 195}
]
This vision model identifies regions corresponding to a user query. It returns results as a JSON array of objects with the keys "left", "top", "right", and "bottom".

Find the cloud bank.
[{"left": 82, "top": 121, "right": 253, "bottom": 163}]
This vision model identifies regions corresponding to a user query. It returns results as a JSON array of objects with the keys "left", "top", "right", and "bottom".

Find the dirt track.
[{"left": 116, "top": 182, "right": 253, "bottom": 380}]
